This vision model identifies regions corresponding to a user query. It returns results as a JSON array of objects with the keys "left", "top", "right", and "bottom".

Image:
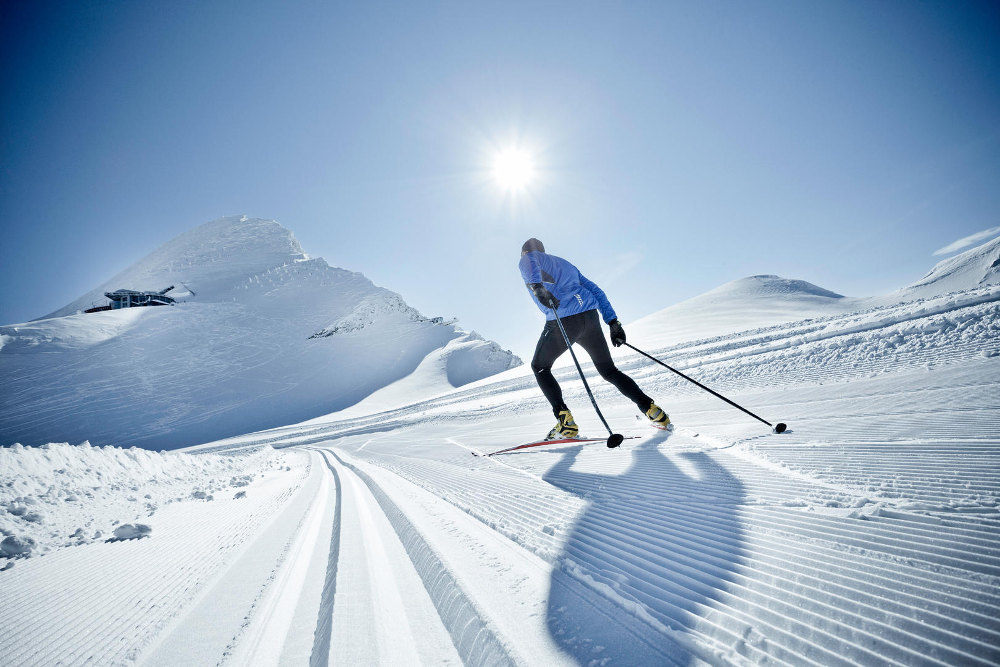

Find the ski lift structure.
[{"left": 84, "top": 285, "right": 178, "bottom": 313}]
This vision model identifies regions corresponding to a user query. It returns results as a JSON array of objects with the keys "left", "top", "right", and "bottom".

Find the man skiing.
[{"left": 519, "top": 238, "right": 670, "bottom": 440}]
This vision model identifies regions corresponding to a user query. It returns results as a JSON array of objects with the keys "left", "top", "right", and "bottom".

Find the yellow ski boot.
[
  {"left": 546, "top": 407, "right": 579, "bottom": 440},
  {"left": 646, "top": 402, "right": 672, "bottom": 430}
]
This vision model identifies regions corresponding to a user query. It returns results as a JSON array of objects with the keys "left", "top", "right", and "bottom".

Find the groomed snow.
[{"left": 1, "top": 235, "right": 998, "bottom": 665}]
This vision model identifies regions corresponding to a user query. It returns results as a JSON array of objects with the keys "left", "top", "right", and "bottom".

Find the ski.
[{"left": 475, "top": 436, "right": 638, "bottom": 457}]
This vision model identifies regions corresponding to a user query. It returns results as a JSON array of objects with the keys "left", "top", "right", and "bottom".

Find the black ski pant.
[{"left": 531, "top": 309, "right": 652, "bottom": 417}]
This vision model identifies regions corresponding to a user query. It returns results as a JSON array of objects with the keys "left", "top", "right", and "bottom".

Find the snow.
[
  {"left": 0, "top": 216, "right": 520, "bottom": 450},
  {"left": 0, "top": 441, "right": 290, "bottom": 559},
  {"left": 894, "top": 234, "right": 1000, "bottom": 300},
  {"left": 111, "top": 523, "right": 152, "bottom": 541},
  {"left": 628, "top": 235, "right": 1000, "bottom": 348},
  {"left": 0, "top": 233, "right": 998, "bottom": 665},
  {"left": 628, "top": 274, "right": 860, "bottom": 347}
]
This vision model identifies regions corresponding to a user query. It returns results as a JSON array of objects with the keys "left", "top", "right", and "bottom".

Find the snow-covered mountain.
[
  {"left": 628, "top": 274, "right": 856, "bottom": 348},
  {"left": 0, "top": 216, "right": 520, "bottom": 450},
  {"left": 628, "top": 235, "right": 1000, "bottom": 348}
]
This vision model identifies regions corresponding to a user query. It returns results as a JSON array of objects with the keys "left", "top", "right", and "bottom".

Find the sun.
[{"left": 493, "top": 148, "right": 535, "bottom": 191}]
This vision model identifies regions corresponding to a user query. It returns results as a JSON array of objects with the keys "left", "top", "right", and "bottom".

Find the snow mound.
[
  {"left": 303, "top": 331, "right": 522, "bottom": 421},
  {"left": 683, "top": 274, "right": 845, "bottom": 305},
  {"left": 0, "top": 441, "right": 288, "bottom": 559},
  {"left": 441, "top": 332, "right": 523, "bottom": 386},
  {"left": 111, "top": 524, "right": 152, "bottom": 541},
  {"left": 1, "top": 534, "right": 36, "bottom": 557}
]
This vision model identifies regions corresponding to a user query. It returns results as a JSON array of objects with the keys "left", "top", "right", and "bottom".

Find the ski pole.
[
  {"left": 548, "top": 300, "right": 625, "bottom": 448},
  {"left": 623, "top": 342, "right": 787, "bottom": 434}
]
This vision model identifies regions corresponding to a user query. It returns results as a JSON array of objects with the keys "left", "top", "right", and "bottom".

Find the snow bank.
[{"left": 0, "top": 441, "right": 288, "bottom": 560}]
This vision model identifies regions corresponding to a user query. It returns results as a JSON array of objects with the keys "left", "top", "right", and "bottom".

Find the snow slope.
[
  {"left": 891, "top": 233, "right": 1000, "bottom": 301},
  {"left": 628, "top": 235, "right": 1000, "bottom": 348},
  {"left": 0, "top": 216, "right": 520, "bottom": 450},
  {"left": 1, "top": 237, "right": 998, "bottom": 665},
  {"left": 628, "top": 275, "right": 856, "bottom": 347}
]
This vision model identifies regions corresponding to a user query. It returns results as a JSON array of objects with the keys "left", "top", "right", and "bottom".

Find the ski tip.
[
  {"left": 773, "top": 422, "right": 787, "bottom": 434},
  {"left": 607, "top": 433, "right": 625, "bottom": 449}
]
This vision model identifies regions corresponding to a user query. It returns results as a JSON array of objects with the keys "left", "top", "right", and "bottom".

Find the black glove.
[
  {"left": 531, "top": 284, "right": 560, "bottom": 310},
  {"left": 609, "top": 319, "right": 626, "bottom": 347}
]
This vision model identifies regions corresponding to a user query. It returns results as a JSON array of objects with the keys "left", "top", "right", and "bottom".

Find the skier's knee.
[
  {"left": 593, "top": 361, "right": 619, "bottom": 379},
  {"left": 531, "top": 360, "right": 552, "bottom": 377}
]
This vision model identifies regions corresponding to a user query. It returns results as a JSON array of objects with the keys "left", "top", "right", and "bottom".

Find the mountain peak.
[
  {"left": 627, "top": 273, "right": 849, "bottom": 347},
  {"left": 45, "top": 216, "right": 308, "bottom": 319},
  {"left": 709, "top": 275, "right": 844, "bottom": 300}
]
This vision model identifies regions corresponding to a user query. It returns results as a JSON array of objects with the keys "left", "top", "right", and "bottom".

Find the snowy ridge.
[
  {"left": 895, "top": 234, "right": 1000, "bottom": 300},
  {"left": 309, "top": 292, "right": 448, "bottom": 337}
]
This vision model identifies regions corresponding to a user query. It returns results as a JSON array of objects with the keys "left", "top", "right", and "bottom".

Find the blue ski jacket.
[{"left": 519, "top": 251, "right": 618, "bottom": 323}]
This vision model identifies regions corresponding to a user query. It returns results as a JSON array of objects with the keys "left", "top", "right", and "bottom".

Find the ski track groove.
[
  {"left": 606, "top": 499, "right": 1000, "bottom": 619},
  {"left": 320, "top": 447, "right": 515, "bottom": 666},
  {"left": 640, "top": 515, "right": 1000, "bottom": 649},
  {"left": 351, "top": 417, "right": 1000, "bottom": 666},
  {"left": 0, "top": 459, "right": 309, "bottom": 666},
  {"left": 307, "top": 448, "right": 343, "bottom": 667},
  {"left": 564, "top": 505, "right": 997, "bottom": 665}
]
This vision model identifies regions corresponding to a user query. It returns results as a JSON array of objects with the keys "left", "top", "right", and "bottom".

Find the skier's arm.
[
  {"left": 578, "top": 273, "right": 617, "bottom": 323},
  {"left": 519, "top": 254, "right": 542, "bottom": 285},
  {"left": 520, "top": 254, "right": 560, "bottom": 309}
]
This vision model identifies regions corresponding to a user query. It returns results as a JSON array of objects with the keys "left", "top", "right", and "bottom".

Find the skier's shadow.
[{"left": 542, "top": 432, "right": 747, "bottom": 664}]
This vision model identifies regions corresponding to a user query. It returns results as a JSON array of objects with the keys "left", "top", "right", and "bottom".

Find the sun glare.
[{"left": 493, "top": 148, "right": 535, "bottom": 191}]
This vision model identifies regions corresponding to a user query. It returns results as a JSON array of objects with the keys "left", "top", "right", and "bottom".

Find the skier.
[{"left": 519, "top": 238, "right": 670, "bottom": 439}]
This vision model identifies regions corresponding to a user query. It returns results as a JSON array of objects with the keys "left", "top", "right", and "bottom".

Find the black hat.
[{"left": 521, "top": 238, "right": 544, "bottom": 254}]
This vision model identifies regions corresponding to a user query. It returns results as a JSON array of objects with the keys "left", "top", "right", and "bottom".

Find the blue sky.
[{"left": 2, "top": 0, "right": 998, "bottom": 359}]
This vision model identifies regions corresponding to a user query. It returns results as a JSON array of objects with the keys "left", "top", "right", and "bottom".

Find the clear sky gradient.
[{"left": 2, "top": 1, "right": 998, "bottom": 359}]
